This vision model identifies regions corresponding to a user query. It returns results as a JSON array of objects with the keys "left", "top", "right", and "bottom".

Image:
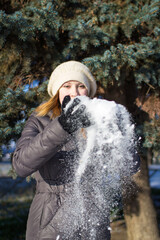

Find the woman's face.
[{"left": 59, "top": 80, "right": 88, "bottom": 105}]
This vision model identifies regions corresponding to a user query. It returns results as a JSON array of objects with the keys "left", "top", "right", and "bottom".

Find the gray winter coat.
[{"left": 12, "top": 113, "right": 111, "bottom": 240}]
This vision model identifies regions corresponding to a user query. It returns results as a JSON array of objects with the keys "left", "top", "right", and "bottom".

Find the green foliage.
[
  {"left": 0, "top": 88, "right": 36, "bottom": 141},
  {"left": 0, "top": 0, "right": 159, "bottom": 161},
  {"left": 143, "top": 119, "right": 160, "bottom": 162}
]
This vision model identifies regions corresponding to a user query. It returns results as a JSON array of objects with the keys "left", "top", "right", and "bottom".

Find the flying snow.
[{"left": 54, "top": 96, "right": 139, "bottom": 240}]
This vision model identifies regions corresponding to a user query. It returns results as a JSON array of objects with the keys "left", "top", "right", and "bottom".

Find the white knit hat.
[{"left": 47, "top": 60, "right": 97, "bottom": 98}]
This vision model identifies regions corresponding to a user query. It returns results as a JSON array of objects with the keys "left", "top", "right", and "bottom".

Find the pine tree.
[{"left": 0, "top": 0, "right": 160, "bottom": 239}]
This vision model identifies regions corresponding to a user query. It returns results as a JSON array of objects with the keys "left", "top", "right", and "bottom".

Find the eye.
[
  {"left": 79, "top": 84, "right": 86, "bottom": 89},
  {"left": 63, "top": 84, "right": 70, "bottom": 88}
]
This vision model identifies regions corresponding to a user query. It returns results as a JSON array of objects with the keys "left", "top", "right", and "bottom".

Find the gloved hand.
[{"left": 58, "top": 95, "right": 91, "bottom": 134}]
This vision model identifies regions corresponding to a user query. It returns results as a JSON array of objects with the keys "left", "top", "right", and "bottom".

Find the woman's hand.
[{"left": 58, "top": 95, "right": 91, "bottom": 134}]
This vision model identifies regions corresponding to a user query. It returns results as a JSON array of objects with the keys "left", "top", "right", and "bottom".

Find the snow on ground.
[{"left": 0, "top": 162, "right": 12, "bottom": 177}]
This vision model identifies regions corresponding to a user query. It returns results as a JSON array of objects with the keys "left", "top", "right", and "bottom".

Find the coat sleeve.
[{"left": 12, "top": 114, "right": 70, "bottom": 178}]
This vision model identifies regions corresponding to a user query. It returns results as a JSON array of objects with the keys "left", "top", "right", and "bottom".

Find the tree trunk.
[
  {"left": 100, "top": 75, "right": 160, "bottom": 240},
  {"left": 123, "top": 155, "right": 160, "bottom": 240}
]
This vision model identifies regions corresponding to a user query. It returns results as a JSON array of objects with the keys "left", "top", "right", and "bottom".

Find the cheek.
[
  {"left": 59, "top": 90, "right": 65, "bottom": 105},
  {"left": 59, "top": 89, "right": 70, "bottom": 105},
  {"left": 80, "top": 89, "right": 88, "bottom": 96}
]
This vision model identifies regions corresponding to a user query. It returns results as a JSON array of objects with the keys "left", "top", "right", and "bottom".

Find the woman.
[{"left": 12, "top": 61, "right": 110, "bottom": 240}]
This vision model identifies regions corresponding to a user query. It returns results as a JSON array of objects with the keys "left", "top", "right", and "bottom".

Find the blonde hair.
[{"left": 35, "top": 92, "right": 61, "bottom": 118}]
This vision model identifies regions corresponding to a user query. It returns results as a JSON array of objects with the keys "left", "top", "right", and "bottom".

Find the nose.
[{"left": 70, "top": 86, "right": 79, "bottom": 98}]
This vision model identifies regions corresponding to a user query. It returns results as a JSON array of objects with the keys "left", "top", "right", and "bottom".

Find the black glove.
[{"left": 58, "top": 95, "right": 91, "bottom": 134}]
